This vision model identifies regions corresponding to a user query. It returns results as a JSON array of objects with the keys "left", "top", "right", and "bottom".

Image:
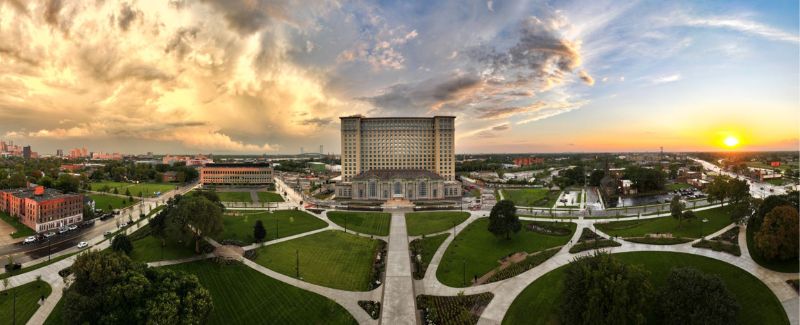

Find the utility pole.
[
  {"left": 295, "top": 249, "right": 300, "bottom": 278},
  {"left": 463, "top": 259, "right": 466, "bottom": 287}
]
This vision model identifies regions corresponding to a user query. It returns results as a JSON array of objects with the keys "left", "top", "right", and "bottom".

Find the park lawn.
[
  {"left": 0, "top": 211, "right": 35, "bottom": 238},
  {"left": 327, "top": 211, "right": 391, "bottom": 236},
  {"left": 406, "top": 211, "right": 470, "bottom": 236},
  {"left": 412, "top": 234, "right": 449, "bottom": 279},
  {"left": 0, "top": 252, "right": 79, "bottom": 280},
  {"left": 90, "top": 181, "right": 174, "bottom": 197},
  {"left": 746, "top": 224, "right": 799, "bottom": 273},
  {"left": 501, "top": 189, "right": 559, "bottom": 207},
  {"left": 215, "top": 210, "right": 327, "bottom": 244},
  {"left": 254, "top": 230, "right": 380, "bottom": 291},
  {"left": 436, "top": 218, "right": 575, "bottom": 287},
  {"left": 130, "top": 235, "right": 197, "bottom": 263},
  {"left": 215, "top": 191, "right": 254, "bottom": 203},
  {"left": 88, "top": 194, "right": 138, "bottom": 212},
  {"left": 503, "top": 252, "right": 788, "bottom": 325},
  {"left": 595, "top": 206, "right": 733, "bottom": 239},
  {"left": 165, "top": 260, "right": 356, "bottom": 325},
  {"left": 256, "top": 191, "right": 285, "bottom": 203},
  {"left": 0, "top": 280, "right": 51, "bottom": 325}
]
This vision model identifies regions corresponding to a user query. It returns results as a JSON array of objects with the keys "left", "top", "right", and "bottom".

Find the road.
[
  {"left": 690, "top": 157, "right": 788, "bottom": 198},
  {"left": 0, "top": 182, "right": 199, "bottom": 266}
]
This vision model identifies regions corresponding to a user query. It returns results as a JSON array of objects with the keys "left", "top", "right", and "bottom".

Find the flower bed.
[
  {"left": 692, "top": 239, "right": 741, "bottom": 256},
  {"left": 417, "top": 292, "right": 494, "bottom": 325},
  {"left": 525, "top": 221, "right": 572, "bottom": 236},
  {"left": 486, "top": 248, "right": 559, "bottom": 283},
  {"left": 569, "top": 239, "right": 621, "bottom": 253},
  {"left": 369, "top": 240, "right": 388, "bottom": 290},
  {"left": 358, "top": 300, "right": 381, "bottom": 319}
]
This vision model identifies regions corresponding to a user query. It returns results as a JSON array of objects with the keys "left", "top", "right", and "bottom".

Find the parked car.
[
  {"left": 43, "top": 232, "right": 55, "bottom": 238},
  {"left": 77, "top": 241, "right": 89, "bottom": 249},
  {"left": 23, "top": 236, "right": 36, "bottom": 244},
  {"left": 103, "top": 231, "right": 113, "bottom": 237},
  {"left": 119, "top": 222, "right": 128, "bottom": 228},
  {"left": 68, "top": 224, "right": 78, "bottom": 231},
  {"left": 58, "top": 227, "right": 69, "bottom": 234}
]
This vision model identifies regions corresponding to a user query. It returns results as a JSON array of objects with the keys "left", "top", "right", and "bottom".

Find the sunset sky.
[{"left": 0, "top": 0, "right": 797, "bottom": 154}]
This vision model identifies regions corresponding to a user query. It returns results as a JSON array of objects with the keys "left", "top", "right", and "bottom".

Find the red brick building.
[
  {"left": 0, "top": 186, "right": 83, "bottom": 233},
  {"left": 200, "top": 163, "right": 273, "bottom": 186},
  {"left": 513, "top": 157, "right": 544, "bottom": 167}
]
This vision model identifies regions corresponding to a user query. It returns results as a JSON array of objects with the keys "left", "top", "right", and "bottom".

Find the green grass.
[
  {"left": 254, "top": 230, "right": 380, "bottom": 291},
  {"left": 165, "top": 260, "right": 356, "bottom": 325},
  {"left": 256, "top": 191, "right": 285, "bottom": 203},
  {"left": 216, "top": 191, "right": 254, "bottom": 203},
  {"left": 215, "top": 210, "right": 327, "bottom": 244},
  {"left": 43, "top": 294, "right": 64, "bottom": 325},
  {"left": 503, "top": 252, "right": 789, "bottom": 325},
  {"left": 501, "top": 189, "right": 560, "bottom": 207},
  {"left": 327, "top": 211, "right": 391, "bottom": 236},
  {"left": 88, "top": 194, "right": 138, "bottom": 212},
  {"left": 666, "top": 182, "right": 693, "bottom": 190},
  {"left": 411, "top": 234, "right": 449, "bottom": 279},
  {"left": 746, "top": 223, "right": 799, "bottom": 273},
  {"left": 437, "top": 219, "right": 575, "bottom": 287},
  {"left": 0, "top": 252, "right": 79, "bottom": 280},
  {"left": 90, "top": 181, "right": 175, "bottom": 197},
  {"left": 0, "top": 280, "right": 51, "bottom": 325},
  {"left": 130, "top": 235, "right": 197, "bottom": 263},
  {"left": 406, "top": 211, "right": 470, "bottom": 236},
  {"left": 0, "top": 211, "right": 35, "bottom": 238},
  {"left": 595, "top": 206, "right": 734, "bottom": 239}
]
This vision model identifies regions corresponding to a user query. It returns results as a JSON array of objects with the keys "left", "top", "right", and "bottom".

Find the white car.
[
  {"left": 68, "top": 225, "right": 78, "bottom": 231},
  {"left": 23, "top": 236, "right": 36, "bottom": 244},
  {"left": 58, "top": 227, "right": 69, "bottom": 234},
  {"left": 119, "top": 222, "right": 128, "bottom": 228},
  {"left": 77, "top": 241, "right": 89, "bottom": 249},
  {"left": 43, "top": 232, "right": 56, "bottom": 238},
  {"left": 104, "top": 231, "right": 113, "bottom": 237}
]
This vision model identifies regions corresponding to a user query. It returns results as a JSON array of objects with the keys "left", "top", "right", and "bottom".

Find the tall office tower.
[
  {"left": 336, "top": 115, "right": 459, "bottom": 201},
  {"left": 320, "top": 145, "right": 323, "bottom": 154},
  {"left": 22, "top": 146, "right": 31, "bottom": 159},
  {"left": 56, "top": 149, "right": 63, "bottom": 157}
]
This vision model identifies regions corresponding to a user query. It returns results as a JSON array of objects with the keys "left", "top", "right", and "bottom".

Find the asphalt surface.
[{"left": 0, "top": 183, "right": 198, "bottom": 267}]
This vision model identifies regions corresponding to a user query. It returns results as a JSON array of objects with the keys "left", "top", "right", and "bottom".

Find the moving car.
[
  {"left": 77, "top": 241, "right": 89, "bottom": 249},
  {"left": 23, "top": 236, "right": 36, "bottom": 244},
  {"left": 68, "top": 224, "right": 78, "bottom": 231}
]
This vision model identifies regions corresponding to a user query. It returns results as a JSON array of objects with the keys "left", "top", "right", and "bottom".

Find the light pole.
[
  {"left": 295, "top": 249, "right": 300, "bottom": 278},
  {"left": 462, "top": 259, "right": 466, "bottom": 287},
  {"left": 701, "top": 218, "right": 709, "bottom": 239}
]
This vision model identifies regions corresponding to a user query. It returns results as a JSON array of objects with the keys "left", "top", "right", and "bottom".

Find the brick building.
[
  {"left": 0, "top": 186, "right": 83, "bottom": 233},
  {"left": 512, "top": 157, "right": 544, "bottom": 167},
  {"left": 200, "top": 163, "right": 273, "bottom": 186}
]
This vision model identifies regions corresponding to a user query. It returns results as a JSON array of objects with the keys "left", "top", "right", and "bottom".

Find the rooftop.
[
  {"left": 204, "top": 162, "right": 271, "bottom": 168},
  {"left": 0, "top": 187, "right": 81, "bottom": 202}
]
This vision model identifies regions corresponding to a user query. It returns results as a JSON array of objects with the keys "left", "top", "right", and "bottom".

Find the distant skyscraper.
[
  {"left": 300, "top": 147, "right": 304, "bottom": 154},
  {"left": 56, "top": 149, "right": 63, "bottom": 157},
  {"left": 22, "top": 146, "right": 31, "bottom": 159},
  {"left": 320, "top": 145, "right": 323, "bottom": 154}
]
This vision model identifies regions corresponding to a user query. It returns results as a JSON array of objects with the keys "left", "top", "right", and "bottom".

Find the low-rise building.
[
  {"left": 162, "top": 171, "right": 179, "bottom": 183},
  {"left": 200, "top": 163, "right": 273, "bottom": 186},
  {"left": 0, "top": 186, "right": 83, "bottom": 232},
  {"left": 335, "top": 169, "right": 461, "bottom": 201},
  {"left": 512, "top": 157, "right": 544, "bottom": 167}
]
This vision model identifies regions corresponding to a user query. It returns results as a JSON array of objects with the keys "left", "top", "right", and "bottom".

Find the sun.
[{"left": 723, "top": 136, "right": 739, "bottom": 147}]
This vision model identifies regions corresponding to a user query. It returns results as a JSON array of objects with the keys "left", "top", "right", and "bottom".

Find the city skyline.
[{"left": 0, "top": 0, "right": 798, "bottom": 154}]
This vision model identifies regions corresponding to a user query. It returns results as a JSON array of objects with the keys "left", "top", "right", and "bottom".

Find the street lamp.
[{"left": 701, "top": 218, "right": 709, "bottom": 239}]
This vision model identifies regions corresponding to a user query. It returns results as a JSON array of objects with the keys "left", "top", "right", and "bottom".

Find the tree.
[
  {"left": 753, "top": 192, "right": 799, "bottom": 227},
  {"left": 755, "top": 206, "right": 799, "bottom": 261},
  {"left": 706, "top": 177, "right": 729, "bottom": 206},
  {"left": 561, "top": 252, "right": 652, "bottom": 325},
  {"left": 167, "top": 195, "right": 224, "bottom": 252},
  {"left": 726, "top": 178, "right": 750, "bottom": 206},
  {"left": 125, "top": 188, "right": 131, "bottom": 196},
  {"left": 670, "top": 195, "right": 685, "bottom": 227},
  {"left": 63, "top": 251, "right": 212, "bottom": 324},
  {"left": 487, "top": 200, "right": 521, "bottom": 240},
  {"left": 729, "top": 198, "right": 753, "bottom": 224},
  {"left": 681, "top": 209, "right": 696, "bottom": 223},
  {"left": 111, "top": 234, "right": 133, "bottom": 255},
  {"left": 253, "top": 220, "right": 267, "bottom": 243},
  {"left": 657, "top": 267, "right": 739, "bottom": 325}
]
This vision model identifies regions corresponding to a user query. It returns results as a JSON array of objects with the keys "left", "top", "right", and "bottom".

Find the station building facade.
[{"left": 200, "top": 163, "right": 274, "bottom": 186}]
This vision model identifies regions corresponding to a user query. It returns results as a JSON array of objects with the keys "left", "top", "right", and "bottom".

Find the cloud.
[
  {"left": 300, "top": 117, "right": 332, "bottom": 127},
  {"left": 117, "top": 3, "right": 141, "bottom": 31},
  {"left": 359, "top": 74, "right": 483, "bottom": 114},
  {"left": 335, "top": 10, "right": 418, "bottom": 70},
  {"left": 199, "top": 0, "right": 289, "bottom": 35},
  {"left": 476, "top": 102, "right": 546, "bottom": 119},
  {"left": 43, "top": 0, "right": 62, "bottom": 26},
  {"left": 579, "top": 70, "right": 594, "bottom": 85},
  {"left": 684, "top": 17, "right": 800, "bottom": 44},
  {"left": 652, "top": 73, "right": 681, "bottom": 84},
  {"left": 492, "top": 123, "right": 509, "bottom": 131},
  {"left": 487, "top": 0, "right": 494, "bottom": 12},
  {"left": 28, "top": 126, "right": 92, "bottom": 138}
]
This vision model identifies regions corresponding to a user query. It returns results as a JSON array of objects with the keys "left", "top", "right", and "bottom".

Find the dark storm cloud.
[
  {"left": 0, "top": 46, "right": 39, "bottom": 66},
  {"left": 164, "top": 27, "right": 199, "bottom": 58},
  {"left": 117, "top": 3, "right": 140, "bottom": 31},
  {"left": 200, "top": 0, "right": 288, "bottom": 35},
  {"left": 359, "top": 75, "right": 482, "bottom": 113},
  {"left": 44, "top": 0, "right": 63, "bottom": 26},
  {"left": 1, "top": 0, "right": 27, "bottom": 14}
]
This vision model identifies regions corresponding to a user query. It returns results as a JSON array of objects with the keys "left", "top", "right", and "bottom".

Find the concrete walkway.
[{"left": 380, "top": 211, "right": 416, "bottom": 325}]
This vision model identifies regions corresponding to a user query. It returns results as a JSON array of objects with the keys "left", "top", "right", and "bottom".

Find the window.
[
  {"left": 393, "top": 182, "right": 402, "bottom": 195},
  {"left": 369, "top": 181, "right": 377, "bottom": 197},
  {"left": 418, "top": 181, "right": 427, "bottom": 197}
]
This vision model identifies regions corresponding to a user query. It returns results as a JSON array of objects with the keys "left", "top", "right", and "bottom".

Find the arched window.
[
  {"left": 394, "top": 182, "right": 402, "bottom": 195},
  {"left": 419, "top": 181, "right": 427, "bottom": 197},
  {"left": 369, "top": 181, "right": 377, "bottom": 197}
]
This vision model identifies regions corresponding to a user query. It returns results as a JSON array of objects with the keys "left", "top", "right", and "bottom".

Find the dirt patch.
[{"left": 0, "top": 219, "right": 18, "bottom": 245}]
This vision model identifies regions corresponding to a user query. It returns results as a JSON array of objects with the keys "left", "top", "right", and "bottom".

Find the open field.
[
  {"left": 257, "top": 191, "right": 285, "bottom": 203},
  {"left": 437, "top": 218, "right": 575, "bottom": 287},
  {"left": 595, "top": 206, "right": 733, "bottom": 239},
  {"left": 90, "top": 181, "right": 175, "bottom": 197},
  {"left": 327, "top": 211, "right": 391, "bottom": 236},
  {"left": 503, "top": 252, "right": 788, "bottom": 325},
  {"left": 215, "top": 210, "right": 327, "bottom": 244},
  {"left": 405, "top": 211, "right": 470, "bottom": 236},
  {"left": 165, "top": 260, "right": 356, "bottom": 325},
  {"left": 254, "top": 230, "right": 380, "bottom": 291},
  {"left": 0, "top": 211, "right": 35, "bottom": 238},
  {"left": 88, "top": 194, "right": 138, "bottom": 212},
  {"left": 0, "top": 280, "right": 51, "bottom": 325},
  {"left": 215, "top": 191, "right": 254, "bottom": 203},
  {"left": 130, "top": 235, "right": 196, "bottom": 263},
  {"left": 501, "top": 189, "right": 559, "bottom": 207}
]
